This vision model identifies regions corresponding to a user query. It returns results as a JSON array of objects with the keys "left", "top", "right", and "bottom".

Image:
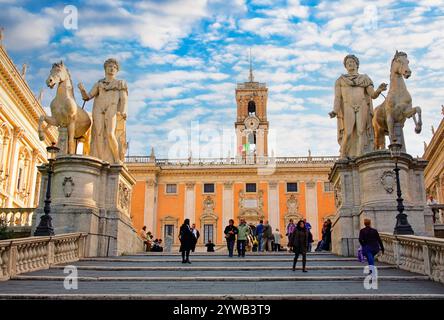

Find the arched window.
[
  {"left": 248, "top": 100, "right": 256, "bottom": 115},
  {"left": 248, "top": 132, "right": 256, "bottom": 145}
]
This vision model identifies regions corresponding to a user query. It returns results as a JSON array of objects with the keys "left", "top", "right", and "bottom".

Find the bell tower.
[{"left": 235, "top": 54, "right": 269, "bottom": 159}]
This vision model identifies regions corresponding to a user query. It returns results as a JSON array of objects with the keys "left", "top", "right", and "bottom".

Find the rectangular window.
[
  {"left": 203, "top": 183, "right": 215, "bottom": 193},
  {"left": 165, "top": 184, "right": 177, "bottom": 194},
  {"left": 164, "top": 224, "right": 174, "bottom": 239},
  {"left": 324, "top": 182, "right": 333, "bottom": 192},
  {"left": 204, "top": 224, "right": 214, "bottom": 243},
  {"left": 286, "top": 182, "right": 298, "bottom": 193},
  {"left": 246, "top": 183, "right": 257, "bottom": 193},
  {"left": 17, "top": 168, "right": 23, "bottom": 190}
]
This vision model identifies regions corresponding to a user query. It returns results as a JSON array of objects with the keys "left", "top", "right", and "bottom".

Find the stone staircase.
[{"left": 1, "top": 251, "right": 444, "bottom": 299}]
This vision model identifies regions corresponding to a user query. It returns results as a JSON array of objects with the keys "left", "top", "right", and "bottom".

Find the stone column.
[
  {"left": 6, "top": 128, "right": 23, "bottom": 207},
  {"left": 185, "top": 182, "right": 195, "bottom": 224},
  {"left": 305, "top": 180, "right": 319, "bottom": 240},
  {"left": 222, "top": 181, "right": 234, "bottom": 240},
  {"left": 435, "top": 175, "right": 442, "bottom": 204},
  {"left": 26, "top": 150, "right": 39, "bottom": 207},
  {"left": 0, "top": 134, "right": 9, "bottom": 196},
  {"left": 144, "top": 178, "right": 157, "bottom": 236},
  {"left": 0, "top": 131, "right": 4, "bottom": 169},
  {"left": 268, "top": 181, "right": 279, "bottom": 231},
  {"left": 256, "top": 129, "right": 264, "bottom": 157},
  {"left": 236, "top": 127, "right": 243, "bottom": 158}
]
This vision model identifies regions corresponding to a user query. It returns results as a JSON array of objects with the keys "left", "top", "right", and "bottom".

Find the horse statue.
[
  {"left": 38, "top": 61, "right": 91, "bottom": 154},
  {"left": 372, "top": 51, "right": 422, "bottom": 150}
]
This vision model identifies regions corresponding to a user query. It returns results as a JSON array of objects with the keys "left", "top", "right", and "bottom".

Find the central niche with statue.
[{"left": 237, "top": 189, "right": 265, "bottom": 223}]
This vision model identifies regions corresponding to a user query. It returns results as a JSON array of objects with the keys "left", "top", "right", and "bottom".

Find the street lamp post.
[
  {"left": 34, "top": 143, "right": 60, "bottom": 236},
  {"left": 388, "top": 143, "right": 414, "bottom": 235}
]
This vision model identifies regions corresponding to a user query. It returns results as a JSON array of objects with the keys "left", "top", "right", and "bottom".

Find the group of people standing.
[
  {"left": 224, "top": 219, "right": 287, "bottom": 257},
  {"left": 177, "top": 216, "right": 384, "bottom": 273},
  {"left": 220, "top": 218, "right": 321, "bottom": 272},
  {"left": 140, "top": 226, "right": 173, "bottom": 252}
]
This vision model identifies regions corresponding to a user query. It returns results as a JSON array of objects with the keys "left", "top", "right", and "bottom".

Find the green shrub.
[{"left": 0, "top": 218, "right": 12, "bottom": 240}]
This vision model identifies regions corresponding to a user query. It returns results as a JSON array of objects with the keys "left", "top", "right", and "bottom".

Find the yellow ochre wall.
[{"left": 129, "top": 177, "right": 336, "bottom": 245}]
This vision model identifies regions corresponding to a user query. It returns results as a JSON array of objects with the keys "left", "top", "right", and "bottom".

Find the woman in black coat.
[
  {"left": 179, "top": 219, "right": 194, "bottom": 263},
  {"left": 323, "top": 219, "right": 332, "bottom": 251},
  {"left": 289, "top": 220, "right": 308, "bottom": 272}
]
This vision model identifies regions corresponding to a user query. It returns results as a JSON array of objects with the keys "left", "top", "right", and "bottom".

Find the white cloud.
[
  {"left": 0, "top": 6, "right": 58, "bottom": 51},
  {"left": 257, "top": 0, "right": 309, "bottom": 19},
  {"left": 139, "top": 53, "right": 204, "bottom": 68}
]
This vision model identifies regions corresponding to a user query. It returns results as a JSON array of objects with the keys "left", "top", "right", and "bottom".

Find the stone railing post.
[
  {"left": 78, "top": 234, "right": 85, "bottom": 258},
  {"left": 47, "top": 238, "right": 54, "bottom": 266},
  {"left": 422, "top": 244, "right": 432, "bottom": 276},
  {"left": 7, "top": 244, "right": 17, "bottom": 277},
  {"left": 393, "top": 239, "right": 400, "bottom": 267}
]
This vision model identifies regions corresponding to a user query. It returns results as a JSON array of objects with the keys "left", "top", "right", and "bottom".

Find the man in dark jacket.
[
  {"left": 262, "top": 220, "right": 273, "bottom": 252},
  {"left": 256, "top": 220, "right": 264, "bottom": 252},
  {"left": 190, "top": 223, "right": 200, "bottom": 252},
  {"left": 179, "top": 219, "right": 194, "bottom": 263},
  {"left": 289, "top": 220, "right": 309, "bottom": 272},
  {"left": 359, "top": 219, "right": 384, "bottom": 274},
  {"left": 224, "top": 219, "right": 238, "bottom": 257}
]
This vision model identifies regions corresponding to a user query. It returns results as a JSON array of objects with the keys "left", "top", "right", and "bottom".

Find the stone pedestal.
[
  {"left": 329, "top": 151, "right": 434, "bottom": 256},
  {"left": 31, "top": 155, "right": 143, "bottom": 257}
]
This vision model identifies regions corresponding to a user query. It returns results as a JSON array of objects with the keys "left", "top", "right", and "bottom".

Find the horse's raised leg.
[
  {"left": 404, "top": 106, "right": 422, "bottom": 134},
  {"left": 38, "top": 115, "right": 58, "bottom": 141}
]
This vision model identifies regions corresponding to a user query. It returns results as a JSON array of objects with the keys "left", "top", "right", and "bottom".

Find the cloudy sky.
[{"left": 1, "top": 0, "right": 443, "bottom": 159}]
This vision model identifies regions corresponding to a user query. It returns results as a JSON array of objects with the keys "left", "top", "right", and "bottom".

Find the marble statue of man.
[
  {"left": 329, "top": 55, "right": 387, "bottom": 158},
  {"left": 78, "top": 58, "right": 128, "bottom": 164}
]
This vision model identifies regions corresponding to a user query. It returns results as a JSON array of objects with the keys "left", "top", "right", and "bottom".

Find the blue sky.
[{"left": 1, "top": 0, "right": 443, "bottom": 158}]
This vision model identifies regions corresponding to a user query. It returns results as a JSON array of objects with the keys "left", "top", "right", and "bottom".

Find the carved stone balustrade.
[
  {"left": 0, "top": 232, "right": 87, "bottom": 281},
  {"left": 378, "top": 233, "right": 444, "bottom": 284}
]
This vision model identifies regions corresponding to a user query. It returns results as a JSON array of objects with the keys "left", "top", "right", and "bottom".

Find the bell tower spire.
[
  {"left": 248, "top": 48, "right": 254, "bottom": 83},
  {"left": 235, "top": 55, "right": 269, "bottom": 160}
]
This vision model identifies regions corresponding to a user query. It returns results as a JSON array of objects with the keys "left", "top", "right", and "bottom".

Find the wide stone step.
[
  {"left": 65, "top": 260, "right": 369, "bottom": 268},
  {"left": 127, "top": 252, "right": 334, "bottom": 256},
  {"left": 23, "top": 267, "right": 413, "bottom": 278},
  {"left": 49, "top": 265, "right": 397, "bottom": 271},
  {"left": 1, "top": 279, "right": 443, "bottom": 297},
  {"left": 2, "top": 293, "right": 444, "bottom": 300},
  {"left": 12, "top": 275, "right": 430, "bottom": 282},
  {"left": 80, "top": 257, "right": 357, "bottom": 263}
]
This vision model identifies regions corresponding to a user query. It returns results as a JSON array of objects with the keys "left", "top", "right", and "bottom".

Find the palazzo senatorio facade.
[
  {"left": 0, "top": 44, "right": 56, "bottom": 224},
  {"left": 127, "top": 74, "right": 339, "bottom": 246}
]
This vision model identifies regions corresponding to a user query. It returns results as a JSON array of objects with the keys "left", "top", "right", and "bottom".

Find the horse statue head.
[
  {"left": 46, "top": 61, "right": 70, "bottom": 89},
  {"left": 391, "top": 50, "right": 411, "bottom": 79}
]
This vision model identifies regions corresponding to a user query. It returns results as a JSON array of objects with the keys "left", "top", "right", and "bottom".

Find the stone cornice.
[
  {"left": 137, "top": 166, "right": 331, "bottom": 177},
  {"left": 0, "top": 46, "right": 57, "bottom": 143},
  {"left": 423, "top": 117, "right": 444, "bottom": 161}
]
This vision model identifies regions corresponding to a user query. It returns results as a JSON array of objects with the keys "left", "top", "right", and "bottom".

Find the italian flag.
[{"left": 239, "top": 143, "right": 250, "bottom": 153}]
